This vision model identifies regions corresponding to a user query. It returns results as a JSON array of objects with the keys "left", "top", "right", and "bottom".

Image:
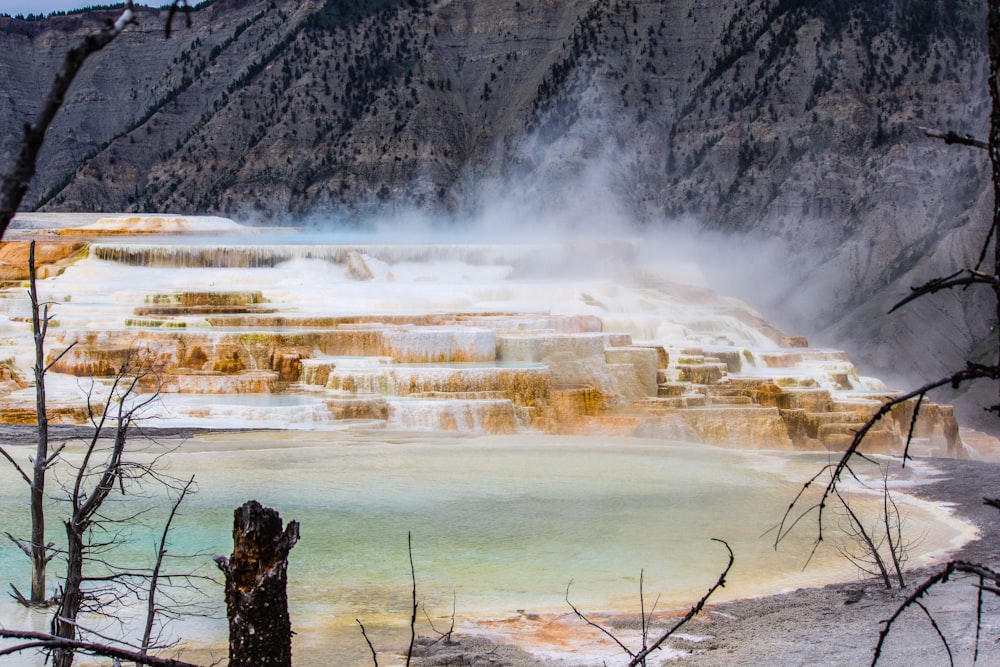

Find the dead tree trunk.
[
  {"left": 215, "top": 501, "right": 300, "bottom": 667},
  {"left": 28, "top": 240, "right": 51, "bottom": 605},
  {"left": 51, "top": 524, "right": 85, "bottom": 667}
]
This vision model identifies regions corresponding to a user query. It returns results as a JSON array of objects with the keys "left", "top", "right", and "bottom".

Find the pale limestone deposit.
[{"left": 0, "top": 214, "right": 973, "bottom": 457}]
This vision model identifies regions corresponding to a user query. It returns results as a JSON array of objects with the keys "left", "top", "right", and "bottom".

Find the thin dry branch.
[
  {"left": 51, "top": 352, "right": 166, "bottom": 666},
  {"left": 0, "top": 0, "right": 195, "bottom": 236},
  {"left": 0, "top": 628, "right": 202, "bottom": 666},
  {"left": 834, "top": 487, "right": 893, "bottom": 589},
  {"left": 975, "top": 576, "right": 985, "bottom": 663},
  {"left": 357, "top": 619, "right": 379, "bottom": 667},
  {"left": 0, "top": 4, "right": 137, "bottom": 236},
  {"left": 837, "top": 2, "right": 1000, "bottom": 661},
  {"left": 565, "top": 539, "right": 734, "bottom": 667},
  {"left": 920, "top": 126, "right": 990, "bottom": 150},
  {"left": 776, "top": 363, "right": 1000, "bottom": 550},
  {"left": 356, "top": 533, "right": 423, "bottom": 666},
  {"left": 565, "top": 580, "right": 635, "bottom": 657},
  {"left": 901, "top": 394, "right": 924, "bottom": 464},
  {"left": 421, "top": 593, "right": 456, "bottom": 644},
  {"left": 832, "top": 466, "right": 913, "bottom": 592},
  {"left": 889, "top": 269, "right": 998, "bottom": 313},
  {"left": 871, "top": 560, "right": 1000, "bottom": 666},
  {"left": 165, "top": 0, "right": 193, "bottom": 39},
  {"left": 142, "top": 474, "right": 197, "bottom": 656},
  {"left": 3, "top": 531, "right": 55, "bottom": 565},
  {"left": 638, "top": 569, "right": 663, "bottom": 657},
  {"left": 975, "top": 217, "right": 997, "bottom": 272},
  {"left": 0, "top": 446, "right": 31, "bottom": 485},
  {"left": 627, "top": 539, "right": 734, "bottom": 667},
  {"left": 407, "top": 531, "right": 417, "bottom": 667},
  {"left": 881, "top": 472, "right": 907, "bottom": 587},
  {"left": 44, "top": 341, "right": 78, "bottom": 374},
  {"left": 913, "top": 600, "right": 954, "bottom": 667}
]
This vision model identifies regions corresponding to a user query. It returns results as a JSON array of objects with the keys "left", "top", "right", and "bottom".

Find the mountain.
[{"left": 0, "top": 0, "right": 995, "bottom": 432}]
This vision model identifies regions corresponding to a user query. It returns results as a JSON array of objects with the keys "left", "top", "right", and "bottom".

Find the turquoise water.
[{"left": 0, "top": 432, "right": 971, "bottom": 665}]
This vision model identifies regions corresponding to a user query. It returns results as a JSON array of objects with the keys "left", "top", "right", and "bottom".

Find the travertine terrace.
[{"left": 0, "top": 214, "right": 963, "bottom": 455}]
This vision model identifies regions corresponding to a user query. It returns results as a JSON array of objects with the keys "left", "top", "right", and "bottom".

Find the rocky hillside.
[{"left": 0, "top": 0, "right": 996, "bottom": 431}]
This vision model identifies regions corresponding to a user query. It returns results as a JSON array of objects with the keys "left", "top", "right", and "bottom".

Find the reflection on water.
[{"left": 0, "top": 432, "right": 974, "bottom": 665}]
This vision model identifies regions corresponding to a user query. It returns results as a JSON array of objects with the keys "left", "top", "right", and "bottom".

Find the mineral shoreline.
[{"left": 415, "top": 455, "right": 1000, "bottom": 666}]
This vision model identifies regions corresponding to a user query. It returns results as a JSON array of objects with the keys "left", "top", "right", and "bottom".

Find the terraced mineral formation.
[{"left": 0, "top": 214, "right": 968, "bottom": 456}]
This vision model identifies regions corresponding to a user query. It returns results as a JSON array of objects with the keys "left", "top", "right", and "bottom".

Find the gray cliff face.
[{"left": 0, "top": 0, "right": 996, "bottom": 431}]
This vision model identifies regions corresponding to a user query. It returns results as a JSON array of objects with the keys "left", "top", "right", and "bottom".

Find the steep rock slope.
[{"left": 0, "top": 0, "right": 995, "bottom": 430}]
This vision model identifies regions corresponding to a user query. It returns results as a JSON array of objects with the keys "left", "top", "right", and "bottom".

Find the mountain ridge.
[{"left": 0, "top": 0, "right": 996, "bottom": 431}]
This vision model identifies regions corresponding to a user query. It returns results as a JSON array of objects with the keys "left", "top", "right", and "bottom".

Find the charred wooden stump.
[{"left": 215, "top": 500, "right": 300, "bottom": 667}]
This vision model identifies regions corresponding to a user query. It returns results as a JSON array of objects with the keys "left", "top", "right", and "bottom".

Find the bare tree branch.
[
  {"left": 44, "top": 341, "right": 78, "bottom": 374},
  {"left": 566, "top": 539, "right": 734, "bottom": 667},
  {"left": 871, "top": 560, "right": 1000, "bottom": 666},
  {"left": 406, "top": 531, "right": 417, "bottom": 667},
  {"left": 835, "top": 486, "right": 893, "bottom": 589},
  {"left": 50, "top": 352, "right": 167, "bottom": 667},
  {"left": 0, "top": 3, "right": 138, "bottom": 237},
  {"left": 785, "top": 2, "right": 1000, "bottom": 662},
  {"left": 920, "top": 126, "right": 989, "bottom": 150},
  {"left": 421, "top": 593, "right": 457, "bottom": 644},
  {"left": 889, "top": 269, "right": 998, "bottom": 313},
  {"left": 142, "top": 474, "right": 197, "bottom": 656},
  {"left": 165, "top": 0, "right": 193, "bottom": 39},
  {"left": 357, "top": 619, "right": 379, "bottom": 667},
  {"left": 776, "top": 363, "right": 1000, "bottom": 551},
  {"left": 0, "top": 446, "right": 31, "bottom": 486},
  {"left": 627, "top": 539, "right": 734, "bottom": 667},
  {"left": 0, "top": 628, "right": 202, "bottom": 666},
  {"left": 900, "top": 393, "right": 924, "bottom": 464},
  {"left": 564, "top": 579, "right": 635, "bottom": 658},
  {"left": 913, "top": 600, "right": 954, "bottom": 667},
  {"left": 975, "top": 575, "right": 985, "bottom": 663}
]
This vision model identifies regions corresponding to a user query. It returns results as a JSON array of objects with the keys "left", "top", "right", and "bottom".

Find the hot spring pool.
[{"left": 0, "top": 431, "right": 974, "bottom": 665}]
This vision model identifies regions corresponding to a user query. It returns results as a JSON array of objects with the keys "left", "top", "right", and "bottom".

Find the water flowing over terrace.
[{"left": 0, "top": 214, "right": 972, "bottom": 455}]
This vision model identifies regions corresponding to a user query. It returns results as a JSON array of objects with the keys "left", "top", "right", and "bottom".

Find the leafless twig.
[
  {"left": 889, "top": 269, "right": 998, "bottom": 313},
  {"left": 142, "top": 474, "right": 197, "bottom": 656},
  {"left": 406, "top": 531, "right": 417, "bottom": 667},
  {"left": 421, "top": 593, "right": 456, "bottom": 644},
  {"left": 871, "top": 559, "right": 1000, "bottom": 666},
  {"left": 357, "top": 619, "right": 379, "bottom": 667},
  {"left": 0, "top": 3, "right": 138, "bottom": 237},
  {"left": 0, "top": 0, "right": 195, "bottom": 237},
  {"left": 920, "top": 126, "right": 989, "bottom": 150},
  {"left": 165, "top": 0, "right": 192, "bottom": 39},
  {"left": 566, "top": 539, "right": 734, "bottom": 667},
  {"left": 356, "top": 533, "right": 434, "bottom": 666},
  {"left": 775, "top": 363, "right": 1000, "bottom": 553},
  {"left": 0, "top": 628, "right": 202, "bottom": 666}
]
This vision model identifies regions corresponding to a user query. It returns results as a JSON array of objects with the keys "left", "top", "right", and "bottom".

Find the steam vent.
[{"left": 0, "top": 214, "right": 965, "bottom": 456}]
